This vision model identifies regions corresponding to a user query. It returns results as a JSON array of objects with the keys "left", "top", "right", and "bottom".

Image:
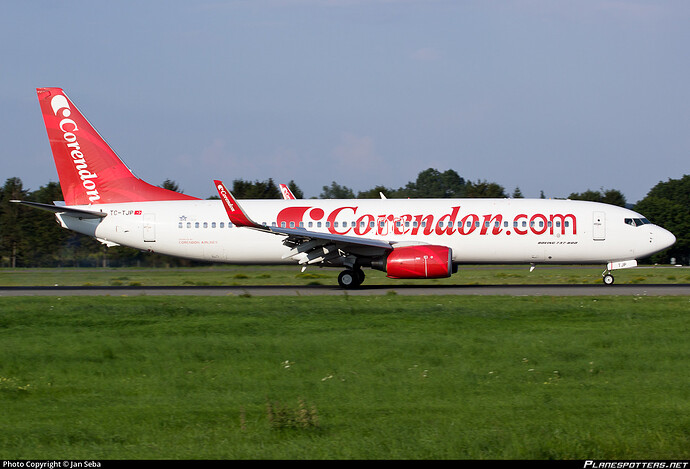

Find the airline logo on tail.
[
  {"left": 50, "top": 93, "right": 100, "bottom": 202},
  {"left": 38, "top": 88, "right": 200, "bottom": 205}
]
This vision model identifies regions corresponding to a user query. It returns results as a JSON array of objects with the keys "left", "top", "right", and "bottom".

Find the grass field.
[
  {"left": 1, "top": 264, "right": 689, "bottom": 287},
  {"left": 0, "top": 294, "right": 688, "bottom": 459}
]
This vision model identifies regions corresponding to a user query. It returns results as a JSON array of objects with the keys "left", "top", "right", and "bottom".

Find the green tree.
[
  {"left": 464, "top": 180, "right": 507, "bottom": 198},
  {"left": 356, "top": 185, "right": 393, "bottom": 199},
  {"left": 232, "top": 178, "right": 281, "bottom": 199},
  {"left": 634, "top": 175, "right": 690, "bottom": 264},
  {"left": 320, "top": 181, "right": 355, "bottom": 199},
  {"left": 398, "top": 168, "right": 466, "bottom": 198},
  {"left": 286, "top": 180, "right": 304, "bottom": 199},
  {"left": 568, "top": 189, "right": 627, "bottom": 207},
  {"left": 24, "top": 182, "right": 70, "bottom": 266},
  {"left": 0, "top": 178, "right": 29, "bottom": 267},
  {"left": 160, "top": 179, "right": 184, "bottom": 193}
]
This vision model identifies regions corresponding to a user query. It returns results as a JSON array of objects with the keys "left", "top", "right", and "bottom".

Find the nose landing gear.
[{"left": 602, "top": 268, "right": 615, "bottom": 285}]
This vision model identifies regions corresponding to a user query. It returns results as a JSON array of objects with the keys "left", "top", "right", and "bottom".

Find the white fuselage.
[{"left": 58, "top": 198, "right": 675, "bottom": 267}]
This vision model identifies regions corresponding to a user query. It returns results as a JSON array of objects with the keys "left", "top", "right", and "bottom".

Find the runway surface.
[{"left": 1, "top": 284, "right": 689, "bottom": 296}]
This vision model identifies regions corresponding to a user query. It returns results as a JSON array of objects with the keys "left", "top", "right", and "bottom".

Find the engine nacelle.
[{"left": 380, "top": 245, "right": 453, "bottom": 279}]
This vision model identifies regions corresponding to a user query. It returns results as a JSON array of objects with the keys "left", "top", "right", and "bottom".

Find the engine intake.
[{"left": 374, "top": 245, "right": 453, "bottom": 279}]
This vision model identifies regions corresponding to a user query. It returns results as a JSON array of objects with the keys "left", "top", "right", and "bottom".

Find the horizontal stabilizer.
[{"left": 10, "top": 200, "right": 107, "bottom": 219}]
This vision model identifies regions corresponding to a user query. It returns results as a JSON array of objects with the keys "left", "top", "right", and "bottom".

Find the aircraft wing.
[
  {"left": 214, "top": 180, "right": 393, "bottom": 268},
  {"left": 10, "top": 200, "right": 107, "bottom": 219}
]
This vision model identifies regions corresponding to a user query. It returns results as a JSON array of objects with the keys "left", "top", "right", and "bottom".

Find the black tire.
[
  {"left": 603, "top": 274, "right": 615, "bottom": 285},
  {"left": 338, "top": 270, "right": 358, "bottom": 289},
  {"left": 355, "top": 268, "right": 366, "bottom": 286}
]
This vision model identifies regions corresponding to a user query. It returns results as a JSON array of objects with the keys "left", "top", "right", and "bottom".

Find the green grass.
[
  {"left": 0, "top": 295, "right": 688, "bottom": 459},
  {"left": 0, "top": 264, "right": 688, "bottom": 287}
]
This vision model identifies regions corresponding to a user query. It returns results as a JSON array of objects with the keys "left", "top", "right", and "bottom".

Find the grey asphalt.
[{"left": 1, "top": 284, "right": 689, "bottom": 296}]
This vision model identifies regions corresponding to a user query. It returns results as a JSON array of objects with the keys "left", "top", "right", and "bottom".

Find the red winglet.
[
  {"left": 279, "top": 183, "right": 296, "bottom": 199},
  {"left": 214, "top": 180, "right": 262, "bottom": 228}
]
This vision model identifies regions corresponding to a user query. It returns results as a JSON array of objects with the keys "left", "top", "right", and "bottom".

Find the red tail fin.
[{"left": 37, "top": 88, "right": 199, "bottom": 205}]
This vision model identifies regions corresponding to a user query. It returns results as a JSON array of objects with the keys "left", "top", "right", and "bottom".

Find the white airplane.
[{"left": 13, "top": 87, "right": 676, "bottom": 288}]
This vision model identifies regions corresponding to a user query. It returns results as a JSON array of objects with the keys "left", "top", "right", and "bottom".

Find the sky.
[{"left": 1, "top": 0, "right": 689, "bottom": 204}]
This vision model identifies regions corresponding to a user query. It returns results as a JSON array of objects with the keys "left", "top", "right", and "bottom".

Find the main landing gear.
[{"left": 338, "top": 268, "right": 365, "bottom": 289}]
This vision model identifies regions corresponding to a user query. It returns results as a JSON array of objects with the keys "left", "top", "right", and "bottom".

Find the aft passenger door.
[
  {"left": 593, "top": 211, "right": 606, "bottom": 241},
  {"left": 143, "top": 213, "right": 156, "bottom": 242}
]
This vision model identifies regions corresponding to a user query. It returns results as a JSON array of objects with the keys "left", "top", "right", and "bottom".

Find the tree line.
[{"left": 1, "top": 169, "right": 687, "bottom": 267}]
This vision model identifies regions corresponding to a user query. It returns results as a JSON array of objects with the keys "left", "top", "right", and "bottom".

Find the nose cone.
[
  {"left": 658, "top": 226, "right": 677, "bottom": 251},
  {"left": 648, "top": 225, "right": 676, "bottom": 256}
]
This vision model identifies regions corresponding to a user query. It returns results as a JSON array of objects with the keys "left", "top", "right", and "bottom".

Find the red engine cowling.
[{"left": 385, "top": 245, "right": 453, "bottom": 279}]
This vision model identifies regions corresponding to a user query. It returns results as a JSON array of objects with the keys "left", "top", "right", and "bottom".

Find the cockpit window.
[{"left": 624, "top": 218, "right": 652, "bottom": 227}]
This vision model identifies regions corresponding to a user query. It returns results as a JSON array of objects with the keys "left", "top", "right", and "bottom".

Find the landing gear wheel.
[
  {"left": 355, "top": 269, "right": 365, "bottom": 286},
  {"left": 603, "top": 274, "right": 615, "bottom": 286},
  {"left": 338, "top": 270, "right": 357, "bottom": 289}
]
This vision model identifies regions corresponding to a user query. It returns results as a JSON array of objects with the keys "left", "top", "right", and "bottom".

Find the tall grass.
[{"left": 0, "top": 295, "right": 688, "bottom": 459}]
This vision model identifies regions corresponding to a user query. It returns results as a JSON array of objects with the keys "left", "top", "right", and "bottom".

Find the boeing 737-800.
[{"left": 13, "top": 88, "right": 676, "bottom": 288}]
